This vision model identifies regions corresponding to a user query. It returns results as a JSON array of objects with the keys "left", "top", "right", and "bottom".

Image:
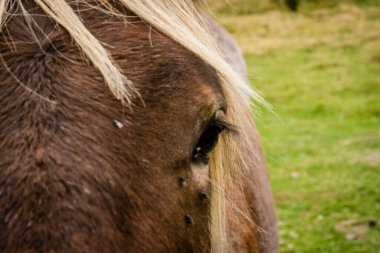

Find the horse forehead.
[{"left": 92, "top": 15, "right": 226, "bottom": 109}]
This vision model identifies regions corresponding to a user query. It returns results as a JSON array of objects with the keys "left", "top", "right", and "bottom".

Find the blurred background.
[{"left": 207, "top": 0, "right": 380, "bottom": 252}]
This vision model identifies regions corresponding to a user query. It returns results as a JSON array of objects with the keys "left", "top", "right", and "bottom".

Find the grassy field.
[{"left": 213, "top": 2, "right": 380, "bottom": 252}]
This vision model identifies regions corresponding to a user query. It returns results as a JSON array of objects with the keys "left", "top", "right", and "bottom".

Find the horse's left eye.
[{"left": 192, "top": 123, "right": 224, "bottom": 164}]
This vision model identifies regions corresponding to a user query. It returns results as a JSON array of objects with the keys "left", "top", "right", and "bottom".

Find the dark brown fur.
[{"left": 0, "top": 1, "right": 277, "bottom": 252}]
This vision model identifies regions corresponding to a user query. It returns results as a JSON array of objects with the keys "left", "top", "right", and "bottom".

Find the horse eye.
[{"left": 192, "top": 123, "right": 224, "bottom": 164}]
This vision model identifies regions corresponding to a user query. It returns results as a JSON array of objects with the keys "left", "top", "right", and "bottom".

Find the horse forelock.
[{"left": 0, "top": 0, "right": 267, "bottom": 252}]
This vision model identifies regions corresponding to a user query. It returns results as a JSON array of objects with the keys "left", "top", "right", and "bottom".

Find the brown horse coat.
[{"left": 0, "top": 1, "right": 277, "bottom": 252}]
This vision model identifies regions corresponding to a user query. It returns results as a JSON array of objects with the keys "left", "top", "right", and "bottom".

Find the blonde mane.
[{"left": 0, "top": 0, "right": 264, "bottom": 251}]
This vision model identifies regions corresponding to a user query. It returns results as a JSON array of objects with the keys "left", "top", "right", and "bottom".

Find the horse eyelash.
[{"left": 215, "top": 117, "right": 237, "bottom": 134}]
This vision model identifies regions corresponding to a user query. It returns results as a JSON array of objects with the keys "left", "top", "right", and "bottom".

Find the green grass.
[
  {"left": 206, "top": 0, "right": 380, "bottom": 15},
  {"left": 214, "top": 2, "right": 380, "bottom": 252}
]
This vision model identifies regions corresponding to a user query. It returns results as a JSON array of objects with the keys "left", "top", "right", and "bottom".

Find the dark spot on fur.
[
  {"left": 198, "top": 191, "right": 208, "bottom": 202},
  {"left": 178, "top": 176, "right": 186, "bottom": 187},
  {"left": 184, "top": 215, "right": 194, "bottom": 225}
]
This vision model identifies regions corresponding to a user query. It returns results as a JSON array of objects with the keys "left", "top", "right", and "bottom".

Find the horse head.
[{"left": 0, "top": 1, "right": 278, "bottom": 252}]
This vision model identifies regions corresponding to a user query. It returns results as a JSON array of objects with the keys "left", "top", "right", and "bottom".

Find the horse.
[{"left": 0, "top": 0, "right": 278, "bottom": 252}]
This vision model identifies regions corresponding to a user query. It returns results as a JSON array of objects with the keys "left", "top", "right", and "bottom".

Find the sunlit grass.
[{"left": 213, "top": 2, "right": 380, "bottom": 252}]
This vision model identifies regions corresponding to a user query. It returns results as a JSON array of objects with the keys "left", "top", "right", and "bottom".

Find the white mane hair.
[{"left": 0, "top": 0, "right": 265, "bottom": 251}]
